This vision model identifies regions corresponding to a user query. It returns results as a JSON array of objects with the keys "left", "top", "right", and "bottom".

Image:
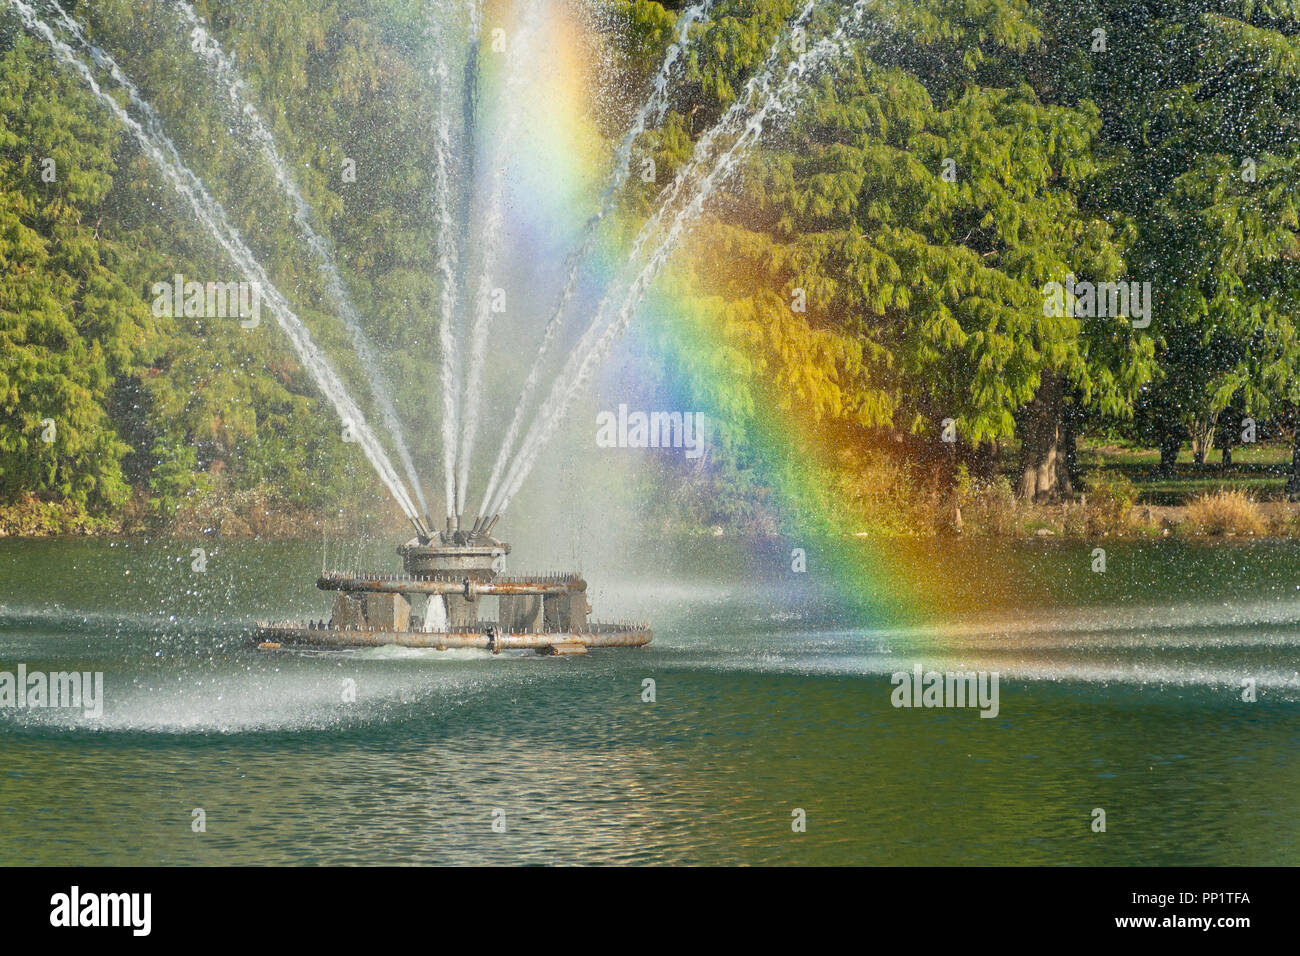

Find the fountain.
[
  {"left": 6, "top": 0, "right": 863, "bottom": 656},
  {"left": 254, "top": 523, "right": 652, "bottom": 655}
]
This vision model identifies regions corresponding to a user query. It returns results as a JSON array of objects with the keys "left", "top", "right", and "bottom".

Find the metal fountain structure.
[{"left": 255, "top": 514, "right": 652, "bottom": 655}]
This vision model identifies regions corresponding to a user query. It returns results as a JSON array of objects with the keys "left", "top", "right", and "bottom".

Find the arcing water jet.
[
  {"left": 170, "top": 0, "right": 430, "bottom": 517},
  {"left": 9, "top": 0, "right": 424, "bottom": 526}
]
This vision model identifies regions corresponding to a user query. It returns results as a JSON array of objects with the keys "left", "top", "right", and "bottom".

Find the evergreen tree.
[
  {"left": 623, "top": 0, "right": 1154, "bottom": 506},
  {"left": 0, "top": 36, "right": 157, "bottom": 510},
  {"left": 1030, "top": 1, "right": 1300, "bottom": 479}
]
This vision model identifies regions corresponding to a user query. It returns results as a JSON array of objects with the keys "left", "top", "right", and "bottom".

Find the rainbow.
[{"left": 469, "top": 1, "right": 994, "bottom": 629}]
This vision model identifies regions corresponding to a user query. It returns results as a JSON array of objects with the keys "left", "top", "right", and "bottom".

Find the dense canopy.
[{"left": 1, "top": 0, "right": 1297, "bottom": 534}]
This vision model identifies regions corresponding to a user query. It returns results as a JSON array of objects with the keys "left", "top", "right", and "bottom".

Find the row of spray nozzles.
[{"left": 408, "top": 513, "right": 502, "bottom": 542}]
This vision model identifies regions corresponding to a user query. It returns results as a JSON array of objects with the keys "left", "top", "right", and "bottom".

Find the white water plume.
[
  {"left": 430, "top": 7, "right": 467, "bottom": 522},
  {"left": 168, "top": 1, "right": 430, "bottom": 517},
  {"left": 9, "top": 0, "right": 421, "bottom": 522},
  {"left": 478, "top": 0, "right": 715, "bottom": 516},
  {"left": 456, "top": 0, "right": 542, "bottom": 520},
  {"left": 493, "top": 0, "right": 874, "bottom": 514},
  {"left": 485, "top": 0, "right": 819, "bottom": 514},
  {"left": 423, "top": 595, "right": 449, "bottom": 632}
]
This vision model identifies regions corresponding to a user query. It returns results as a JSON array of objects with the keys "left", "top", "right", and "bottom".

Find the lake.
[{"left": 0, "top": 536, "right": 1296, "bottom": 865}]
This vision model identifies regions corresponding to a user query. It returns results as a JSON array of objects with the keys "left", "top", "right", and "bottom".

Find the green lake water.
[{"left": 0, "top": 536, "right": 1296, "bottom": 865}]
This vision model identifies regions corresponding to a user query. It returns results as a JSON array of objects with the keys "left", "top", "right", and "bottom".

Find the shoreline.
[{"left": 4, "top": 499, "right": 1300, "bottom": 541}]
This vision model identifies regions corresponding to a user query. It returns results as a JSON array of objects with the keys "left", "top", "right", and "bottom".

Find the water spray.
[
  {"left": 429, "top": 17, "right": 465, "bottom": 522},
  {"left": 168, "top": 0, "right": 430, "bottom": 517},
  {"left": 491, "top": 0, "right": 875, "bottom": 515},
  {"left": 10, "top": 0, "right": 423, "bottom": 524},
  {"left": 457, "top": 0, "right": 542, "bottom": 519},
  {"left": 479, "top": 0, "right": 717, "bottom": 517}
]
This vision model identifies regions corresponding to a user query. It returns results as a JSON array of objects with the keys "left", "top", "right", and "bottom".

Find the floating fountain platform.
[{"left": 254, "top": 525, "right": 651, "bottom": 655}]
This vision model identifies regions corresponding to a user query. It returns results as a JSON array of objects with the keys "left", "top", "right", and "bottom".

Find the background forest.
[{"left": 2, "top": 0, "right": 1299, "bottom": 537}]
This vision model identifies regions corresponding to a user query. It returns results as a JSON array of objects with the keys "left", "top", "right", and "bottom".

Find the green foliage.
[
  {"left": 0, "top": 1, "right": 443, "bottom": 530},
  {"left": 1, "top": 0, "right": 1296, "bottom": 536},
  {"left": 622, "top": 0, "right": 1154, "bottom": 529},
  {"left": 1034, "top": 1, "right": 1300, "bottom": 456},
  {"left": 0, "top": 37, "right": 153, "bottom": 510},
  {"left": 1084, "top": 469, "right": 1137, "bottom": 528}
]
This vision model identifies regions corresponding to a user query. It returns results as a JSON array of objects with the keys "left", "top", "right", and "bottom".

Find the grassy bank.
[{"left": 824, "top": 438, "right": 1300, "bottom": 540}]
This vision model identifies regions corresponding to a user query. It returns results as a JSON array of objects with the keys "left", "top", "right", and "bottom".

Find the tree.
[
  {"left": 0, "top": 37, "right": 157, "bottom": 510},
  {"left": 622, "top": 0, "right": 1153, "bottom": 514},
  {"left": 1033, "top": 2, "right": 1300, "bottom": 483},
  {"left": 1, "top": 0, "right": 451, "bottom": 526}
]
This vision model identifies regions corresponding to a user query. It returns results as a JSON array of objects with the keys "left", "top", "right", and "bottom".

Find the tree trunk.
[
  {"left": 966, "top": 439, "right": 1000, "bottom": 481},
  {"left": 1063, "top": 396, "right": 1080, "bottom": 491},
  {"left": 1190, "top": 413, "right": 1216, "bottom": 466},
  {"left": 1287, "top": 430, "right": 1300, "bottom": 501},
  {"left": 1219, "top": 421, "right": 1234, "bottom": 469},
  {"left": 1158, "top": 431, "right": 1181, "bottom": 475},
  {"left": 1017, "top": 374, "right": 1073, "bottom": 501}
]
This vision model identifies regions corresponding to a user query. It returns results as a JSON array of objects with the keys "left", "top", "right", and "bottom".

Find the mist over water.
[
  {"left": 492, "top": 0, "right": 885, "bottom": 512},
  {"left": 429, "top": 5, "right": 468, "bottom": 521},
  {"left": 457, "top": 0, "right": 540, "bottom": 518},
  {"left": 480, "top": 0, "right": 716, "bottom": 515}
]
